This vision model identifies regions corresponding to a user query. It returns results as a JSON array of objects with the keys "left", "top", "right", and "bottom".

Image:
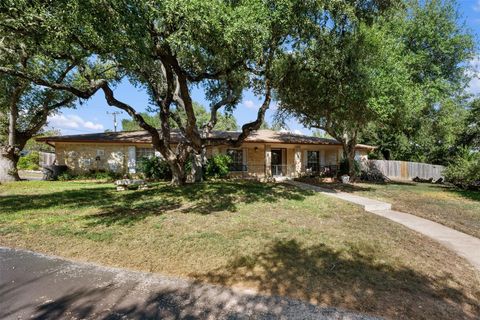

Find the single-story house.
[{"left": 36, "top": 129, "right": 374, "bottom": 178}]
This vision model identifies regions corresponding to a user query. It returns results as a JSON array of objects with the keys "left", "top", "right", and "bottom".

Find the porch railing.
[
  {"left": 228, "top": 164, "right": 248, "bottom": 172},
  {"left": 305, "top": 164, "right": 338, "bottom": 177},
  {"left": 227, "top": 163, "right": 338, "bottom": 178},
  {"left": 271, "top": 164, "right": 295, "bottom": 176},
  {"left": 228, "top": 164, "right": 296, "bottom": 177}
]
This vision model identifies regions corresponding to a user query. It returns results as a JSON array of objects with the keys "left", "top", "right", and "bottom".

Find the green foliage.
[
  {"left": 312, "top": 130, "right": 333, "bottom": 139},
  {"left": 204, "top": 154, "right": 232, "bottom": 179},
  {"left": 57, "top": 170, "right": 123, "bottom": 182},
  {"left": 0, "top": 0, "right": 358, "bottom": 184},
  {"left": 358, "top": 0, "right": 475, "bottom": 164},
  {"left": 122, "top": 113, "right": 161, "bottom": 131},
  {"left": 17, "top": 152, "right": 39, "bottom": 170},
  {"left": 361, "top": 97, "right": 468, "bottom": 164},
  {"left": 274, "top": 3, "right": 421, "bottom": 177},
  {"left": 460, "top": 98, "right": 480, "bottom": 149},
  {"left": 137, "top": 157, "right": 172, "bottom": 180},
  {"left": 57, "top": 172, "right": 75, "bottom": 181},
  {"left": 443, "top": 150, "right": 480, "bottom": 188},
  {"left": 122, "top": 102, "right": 238, "bottom": 132},
  {"left": 24, "top": 130, "right": 61, "bottom": 153}
]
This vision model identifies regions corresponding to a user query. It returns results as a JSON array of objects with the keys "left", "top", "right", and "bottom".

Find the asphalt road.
[{"left": 0, "top": 247, "right": 381, "bottom": 320}]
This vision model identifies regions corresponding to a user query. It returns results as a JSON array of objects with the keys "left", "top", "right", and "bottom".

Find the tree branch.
[
  {"left": 229, "top": 79, "right": 272, "bottom": 148},
  {"left": 186, "top": 60, "right": 245, "bottom": 82},
  {"left": 0, "top": 66, "right": 105, "bottom": 99},
  {"left": 203, "top": 90, "right": 236, "bottom": 135}
]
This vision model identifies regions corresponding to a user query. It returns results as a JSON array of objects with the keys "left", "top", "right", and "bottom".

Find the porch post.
[
  {"left": 320, "top": 150, "right": 326, "bottom": 165},
  {"left": 294, "top": 146, "right": 301, "bottom": 177},
  {"left": 242, "top": 147, "right": 248, "bottom": 177},
  {"left": 337, "top": 148, "right": 343, "bottom": 164},
  {"left": 265, "top": 145, "right": 271, "bottom": 177}
]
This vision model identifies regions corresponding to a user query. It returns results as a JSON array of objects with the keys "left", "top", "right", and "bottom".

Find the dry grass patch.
[
  {"left": 297, "top": 178, "right": 480, "bottom": 239},
  {"left": 355, "top": 182, "right": 480, "bottom": 239},
  {"left": 0, "top": 180, "right": 479, "bottom": 319}
]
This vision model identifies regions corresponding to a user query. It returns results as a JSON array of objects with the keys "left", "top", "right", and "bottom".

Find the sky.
[{"left": 47, "top": 1, "right": 480, "bottom": 136}]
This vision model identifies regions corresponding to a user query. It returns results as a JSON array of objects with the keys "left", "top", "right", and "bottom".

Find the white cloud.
[
  {"left": 468, "top": 77, "right": 480, "bottom": 95},
  {"left": 293, "top": 129, "right": 303, "bottom": 135},
  {"left": 474, "top": 1, "right": 480, "bottom": 12},
  {"left": 48, "top": 114, "right": 104, "bottom": 132},
  {"left": 467, "top": 56, "right": 480, "bottom": 95},
  {"left": 243, "top": 100, "right": 256, "bottom": 109}
]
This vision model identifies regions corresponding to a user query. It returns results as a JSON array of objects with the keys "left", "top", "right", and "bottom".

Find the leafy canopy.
[{"left": 122, "top": 102, "right": 238, "bottom": 131}]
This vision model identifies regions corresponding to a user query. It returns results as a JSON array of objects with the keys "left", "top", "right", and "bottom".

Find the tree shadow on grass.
[
  {"left": 0, "top": 185, "right": 116, "bottom": 214},
  {"left": 433, "top": 185, "right": 480, "bottom": 203},
  {"left": 83, "top": 200, "right": 183, "bottom": 227},
  {"left": 297, "top": 178, "right": 375, "bottom": 193},
  {"left": 192, "top": 239, "right": 480, "bottom": 320},
  {"left": 0, "top": 181, "right": 314, "bottom": 226},
  {"left": 161, "top": 181, "right": 312, "bottom": 214}
]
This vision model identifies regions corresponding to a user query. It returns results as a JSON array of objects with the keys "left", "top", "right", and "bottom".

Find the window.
[
  {"left": 136, "top": 147, "right": 155, "bottom": 163},
  {"left": 227, "top": 149, "right": 245, "bottom": 172},
  {"left": 307, "top": 151, "right": 320, "bottom": 172}
]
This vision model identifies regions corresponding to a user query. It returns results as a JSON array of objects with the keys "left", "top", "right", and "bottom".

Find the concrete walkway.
[
  {"left": 288, "top": 181, "right": 480, "bottom": 271},
  {"left": 0, "top": 247, "right": 381, "bottom": 320}
]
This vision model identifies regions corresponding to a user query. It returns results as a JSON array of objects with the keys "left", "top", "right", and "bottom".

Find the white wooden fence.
[{"left": 363, "top": 160, "right": 445, "bottom": 181}]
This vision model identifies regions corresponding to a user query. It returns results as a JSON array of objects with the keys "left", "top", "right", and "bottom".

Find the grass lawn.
[
  {"left": 302, "top": 178, "right": 480, "bottom": 239},
  {"left": 0, "top": 180, "right": 479, "bottom": 319}
]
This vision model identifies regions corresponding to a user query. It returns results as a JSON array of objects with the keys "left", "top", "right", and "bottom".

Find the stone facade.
[
  {"left": 54, "top": 141, "right": 369, "bottom": 178},
  {"left": 55, "top": 142, "right": 151, "bottom": 174}
]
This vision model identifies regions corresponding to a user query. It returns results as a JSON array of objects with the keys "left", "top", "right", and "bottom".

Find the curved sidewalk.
[{"left": 288, "top": 181, "right": 480, "bottom": 271}]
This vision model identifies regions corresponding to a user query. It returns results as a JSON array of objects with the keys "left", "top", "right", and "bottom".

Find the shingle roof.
[{"left": 36, "top": 129, "right": 375, "bottom": 149}]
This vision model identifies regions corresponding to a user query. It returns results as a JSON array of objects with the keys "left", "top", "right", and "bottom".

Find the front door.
[{"left": 271, "top": 149, "right": 283, "bottom": 176}]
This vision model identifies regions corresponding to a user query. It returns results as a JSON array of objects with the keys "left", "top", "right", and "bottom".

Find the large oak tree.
[
  {"left": 1, "top": 0, "right": 315, "bottom": 185},
  {"left": 358, "top": 0, "right": 475, "bottom": 164},
  {"left": 0, "top": 55, "right": 76, "bottom": 182},
  {"left": 274, "top": 0, "right": 474, "bottom": 177}
]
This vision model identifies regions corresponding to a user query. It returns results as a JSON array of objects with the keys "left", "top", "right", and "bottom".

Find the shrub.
[
  {"left": 17, "top": 151, "right": 40, "bottom": 170},
  {"left": 89, "top": 170, "right": 123, "bottom": 181},
  {"left": 137, "top": 156, "right": 172, "bottom": 180},
  {"left": 57, "top": 170, "right": 123, "bottom": 181},
  {"left": 444, "top": 150, "right": 480, "bottom": 189},
  {"left": 57, "top": 171, "right": 76, "bottom": 181},
  {"left": 338, "top": 157, "right": 360, "bottom": 177},
  {"left": 204, "top": 154, "right": 231, "bottom": 179}
]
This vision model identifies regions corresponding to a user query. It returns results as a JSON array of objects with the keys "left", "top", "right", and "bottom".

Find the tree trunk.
[
  {"left": 170, "top": 161, "right": 187, "bottom": 186},
  {"left": 0, "top": 147, "right": 20, "bottom": 182},
  {"left": 342, "top": 142, "right": 357, "bottom": 182},
  {"left": 190, "top": 152, "right": 204, "bottom": 183},
  {"left": 346, "top": 149, "right": 357, "bottom": 181},
  {"left": 338, "top": 134, "right": 358, "bottom": 182}
]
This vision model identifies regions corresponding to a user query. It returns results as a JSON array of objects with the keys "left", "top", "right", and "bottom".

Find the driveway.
[{"left": 0, "top": 247, "right": 380, "bottom": 320}]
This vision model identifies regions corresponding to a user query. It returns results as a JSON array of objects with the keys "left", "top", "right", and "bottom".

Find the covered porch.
[{"left": 210, "top": 143, "right": 346, "bottom": 179}]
